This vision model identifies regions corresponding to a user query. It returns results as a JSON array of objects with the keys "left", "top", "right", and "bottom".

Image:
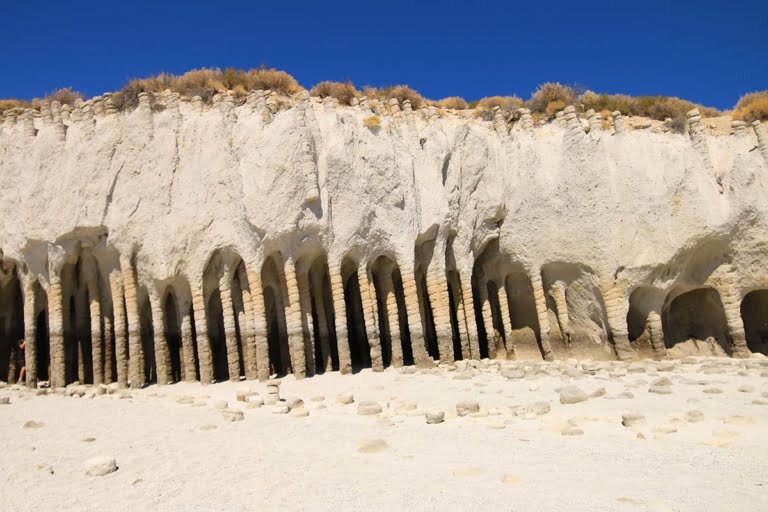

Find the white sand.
[{"left": 2, "top": 357, "right": 768, "bottom": 511}]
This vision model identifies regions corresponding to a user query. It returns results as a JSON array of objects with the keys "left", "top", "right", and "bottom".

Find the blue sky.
[{"left": 1, "top": 0, "right": 765, "bottom": 109}]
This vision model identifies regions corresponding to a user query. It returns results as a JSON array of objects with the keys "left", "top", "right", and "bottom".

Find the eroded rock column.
[
  {"left": 21, "top": 278, "right": 37, "bottom": 387},
  {"left": 362, "top": 270, "right": 384, "bottom": 371},
  {"left": 103, "top": 312, "right": 113, "bottom": 384},
  {"left": 296, "top": 262, "right": 317, "bottom": 377},
  {"left": 549, "top": 281, "right": 571, "bottom": 349},
  {"left": 121, "top": 259, "right": 144, "bottom": 388},
  {"left": 426, "top": 265, "right": 453, "bottom": 363},
  {"left": 714, "top": 268, "right": 751, "bottom": 357},
  {"left": 235, "top": 273, "right": 258, "bottom": 381},
  {"left": 178, "top": 297, "right": 196, "bottom": 382},
  {"left": 599, "top": 280, "right": 634, "bottom": 361},
  {"left": 246, "top": 265, "right": 270, "bottom": 381},
  {"left": 283, "top": 256, "right": 307, "bottom": 378},
  {"left": 149, "top": 290, "right": 171, "bottom": 385},
  {"left": 401, "top": 270, "right": 431, "bottom": 366},
  {"left": 219, "top": 268, "right": 241, "bottom": 381},
  {"left": 459, "top": 273, "right": 481, "bottom": 359},
  {"left": 530, "top": 273, "right": 554, "bottom": 361},
  {"left": 311, "top": 270, "right": 332, "bottom": 372},
  {"left": 48, "top": 275, "right": 65, "bottom": 388},
  {"left": 108, "top": 270, "right": 128, "bottom": 387},
  {"left": 86, "top": 280, "right": 103, "bottom": 385},
  {"left": 646, "top": 310, "right": 667, "bottom": 358},
  {"left": 380, "top": 266, "right": 403, "bottom": 367},
  {"left": 192, "top": 288, "right": 213, "bottom": 384},
  {"left": 477, "top": 278, "right": 505, "bottom": 359},
  {"left": 496, "top": 281, "right": 515, "bottom": 359},
  {"left": 329, "top": 266, "right": 352, "bottom": 374}
]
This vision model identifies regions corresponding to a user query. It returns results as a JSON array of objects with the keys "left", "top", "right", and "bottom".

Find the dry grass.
[
  {"left": 0, "top": 87, "right": 84, "bottom": 114},
  {"left": 364, "top": 85, "right": 426, "bottom": 109},
  {"left": 474, "top": 95, "right": 524, "bottom": 113},
  {"left": 0, "top": 99, "right": 33, "bottom": 113},
  {"left": 434, "top": 96, "right": 468, "bottom": 110},
  {"left": 310, "top": 81, "right": 359, "bottom": 106},
  {"left": 363, "top": 115, "right": 381, "bottom": 130},
  {"left": 733, "top": 90, "right": 768, "bottom": 123}
]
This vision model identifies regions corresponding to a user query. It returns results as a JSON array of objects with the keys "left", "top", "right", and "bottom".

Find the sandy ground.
[{"left": 2, "top": 356, "right": 768, "bottom": 512}]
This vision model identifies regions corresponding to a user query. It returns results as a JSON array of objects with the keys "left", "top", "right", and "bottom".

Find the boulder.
[
  {"left": 84, "top": 456, "right": 118, "bottom": 476},
  {"left": 559, "top": 386, "right": 588, "bottom": 404}
]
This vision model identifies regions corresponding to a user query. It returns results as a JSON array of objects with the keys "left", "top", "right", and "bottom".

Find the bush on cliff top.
[
  {"left": 310, "top": 81, "right": 359, "bottom": 106},
  {"left": 0, "top": 87, "right": 84, "bottom": 113},
  {"left": 733, "top": 90, "right": 768, "bottom": 123},
  {"left": 364, "top": 85, "right": 426, "bottom": 110}
]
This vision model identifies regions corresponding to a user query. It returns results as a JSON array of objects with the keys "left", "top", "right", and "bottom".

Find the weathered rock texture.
[{"left": 1, "top": 91, "right": 768, "bottom": 387}]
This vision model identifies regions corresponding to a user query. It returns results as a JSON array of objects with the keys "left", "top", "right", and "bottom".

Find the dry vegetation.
[
  {"left": 363, "top": 115, "right": 381, "bottom": 130},
  {"left": 0, "top": 87, "right": 84, "bottom": 114},
  {"left": 364, "top": 85, "right": 426, "bottom": 109},
  {"left": 733, "top": 91, "right": 768, "bottom": 123},
  {"left": 309, "top": 81, "right": 359, "bottom": 106},
  {"left": 433, "top": 96, "right": 468, "bottom": 110}
]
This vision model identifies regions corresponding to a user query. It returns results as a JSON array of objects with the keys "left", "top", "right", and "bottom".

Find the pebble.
[
  {"left": 456, "top": 400, "right": 480, "bottom": 416},
  {"left": 84, "top": 456, "right": 118, "bottom": 477},
  {"left": 685, "top": 410, "right": 705, "bottom": 423},
  {"left": 289, "top": 407, "right": 310, "bottom": 418},
  {"left": 272, "top": 404, "right": 290, "bottom": 414},
  {"left": 738, "top": 385, "right": 755, "bottom": 393},
  {"left": 425, "top": 410, "right": 445, "bottom": 424},
  {"left": 0, "top": 397, "right": 10, "bottom": 405},
  {"left": 648, "top": 385, "right": 673, "bottom": 394},
  {"left": 559, "top": 386, "right": 588, "bottom": 404},
  {"left": 561, "top": 427, "right": 584, "bottom": 436},
  {"left": 703, "top": 387, "right": 723, "bottom": 394},
  {"left": 336, "top": 393, "right": 354, "bottom": 405},
  {"left": 221, "top": 408, "right": 244, "bottom": 422},
  {"left": 23, "top": 420, "right": 44, "bottom": 429},
  {"left": 621, "top": 413, "right": 646, "bottom": 428},
  {"left": 357, "top": 401, "right": 382, "bottom": 415}
]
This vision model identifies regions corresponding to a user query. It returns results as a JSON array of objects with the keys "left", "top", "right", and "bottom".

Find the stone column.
[
  {"left": 149, "top": 290, "right": 170, "bottom": 385},
  {"left": 296, "top": 262, "right": 317, "bottom": 377},
  {"left": 75, "top": 289, "right": 88, "bottom": 384},
  {"left": 401, "top": 270, "right": 430, "bottom": 366},
  {"left": 752, "top": 121, "right": 768, "bottom": 163},
  {"left": 122, "top": 259, "right": 144, "bottom": 388},
  {"left": 48, "top": 277, "right": 65, "bottom": 388},
  {"left": 497, "top": 280, "right": 515, "bottom": 359},
  {"left": 103, "top": 313, "right": 113, "bottom": 384},
  {"left": 549, "top": 281, "right": 570, "bottom": 348},
  {"left": 246, "top": 265, "right": 270, "bottom": 381},
  {"left": 426, "top": 265, "right": 453, "bottom": 363},
  {"left": 87, "top": 280, "right": 103, "bottom": 385},
  {"left": 22, "top": 278, "right": 37, "bottom": 387},
  {"left": 283, "top": 256, "right": 307, "bottom": 378},
  {"left": 449, "top": 275, "right": 471, "bottom": 359},
  {"left": 477, "top": 278, "right": 504, "bottom": 359},
  {"left": 192, "top": 288, "right": 213, "bottom": 384},
  {"left": 646, "top": 310, "right": 667, "bottom": 358},
  {"left": 178, "top": 297, "right": 196, "bottom": 382},
  {"left": 380, "top": 268, "right": 403, "bottom": 367},
  {"left": 459, "top": 273, "right": 481, "bottom": 360},
  {"left": 235, "top": 274, "right": 258, "bottom": 381},
  {"left": 109, "top": 269, "right": 128, "bottom": 388},
  {"left": 599, "top": 279, "right": 634, "bottom": 361},
  {"left": 530, "top": 273, "right": 554, "bottom": 361},
  {"left": 329, "top": 266, "right": 352, "bottom": 374},
  {"left": 361, "top": 270, "right": 383, "bottom": 371},
  {"left": 219, "top": 269, "right": 241, "bottom": 381},
  {"left": 311, "top": 270, "right": 332, "bottom": 372},
  {"left": 714, "top": 269, "right": 751, "bottom": 357}
]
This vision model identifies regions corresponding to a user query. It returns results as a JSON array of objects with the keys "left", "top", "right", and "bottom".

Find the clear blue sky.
[{"left": 1, "top": 0, "right": 766, "bottom": 109}]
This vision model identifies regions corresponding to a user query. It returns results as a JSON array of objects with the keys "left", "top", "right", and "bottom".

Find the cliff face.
[{"left": 1, "top": 90, "right": 768, "bottom": 388}]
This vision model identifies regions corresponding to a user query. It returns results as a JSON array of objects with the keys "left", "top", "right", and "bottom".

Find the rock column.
[
  {"left": 380, "top": 267, "right": 403, "bottom": 367},
  {"left": 530, "top": 273, "right": 554, "bottom": 361},
  {"left": 246, "top": 265, "right": 270, "bottom": 381},
  {"left": 426, "top": 263, "right": 453, "bottom": 363},
  {"left": 599, "top": 280, "right": 634, "bottom": 361},
  {"left": 549, "top": 281, "right": 571, "bottom": 348},
  {"left": 22, "top": 278, "right": 37, "bottom": 387},
  {"left": 121, "top": 259, "right": 144, "bottom": 387},
  {"left": 219, "top": 269, "right": 241, "bottom": 381},
  {"left": 103, "top": 312, "right": 113, "bottom": 384},
  {"left": 109, "top": 270, "right": 128, "bottom": 387},
  {"left": 48, "top": 276, "right": 65, "bottom": 387},
  {"left": 236, "top": 274, "right": 258, "bottom": 381},
  {"left": 714, "top": 269, "right": 751, "bottom": 357},
  {"left": 361, "top": 270, "right": 384, "bottom": 371},
  {"left": 329, "top": 266, "right": 352, "bottom": 374},
  {"left": 87, "top": 280, "right": 104, "bottom": 385},
  {"left": 311, "top": 270, "right": 332, "bottom": 372},
  {"left": 178, "top": 297, "right": 196, "bottom": 382},
  {"left": 192, "top": 289, "right": 213, "bottom": 384},
  {"left": 459, "top": 273, "right": 481, "bottom": 359},
  {"left": 646, "top": 310, "right": 667, "bottom": 358},
  {"left": 496, "top": 281, "right": 515, "bottom": 359},
  {"left": 149, "top": 290, "right": 171, "bottom": 385},
  {"left": 401, "top": 270, "right": 431, "bottom": 366},
  {"left": 283, "top": 256, "right": 307, "bottom": 378}
]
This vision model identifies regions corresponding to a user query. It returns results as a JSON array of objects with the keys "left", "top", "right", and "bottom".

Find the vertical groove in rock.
[
  {"left": 296, "top": 263, "right": 317, "bottom": 377},
  {"left": 496, "top": 280, "right": 515, "bottom": 359},
  {"left": 311, "top": 268, "right": 332, "bottom": 372}
]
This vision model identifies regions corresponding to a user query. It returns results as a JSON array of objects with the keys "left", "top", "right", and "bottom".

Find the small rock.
[
  {"left": 703, "top": 387, "right": 723, "bottom": 394},
  {"left": 590, "top": 387, "right": 607, "bottom": 398},
  {"left": 211, "top": 400, "right": 228, "bottom": 410},
  {"left": 285, "top": 397, "right": 304, "bottom": 410},
  {"left": 289, "top": 407, "right": 309, "bottom": 418},
  {"left": 94, "top": 386, "right": 106, "bottom": 396},
  {"left": 723, "top": 415, "right": 754, "bottom": 425},
  {"left": 221, "top": 408, "right": 244, "bottom": 422},
  {"left": 357, "top": 438, "right": 389, "bottom": 453},
  {"left": 621, "top": 413, "right": 646, "bottom": 429},
  {"left": 82, "top": 437, "right": 96, "bottom": 442},
  {"left": 561, "top": 427, "right": 584, "bottom": 436},
  {"left": 649, "top": 385, "right": 673, "bottom": 394},
  {"left": 358, "top": 401, "right": 382, "bottom": 415},
  {"left": 246, "top": 395, "right": 264, "bottom": 407},
  {"left": 651, "top": 376, "right": 673, "bottom": 386},
  {"left": 272, "top": 404, "right": 290, "bottom": 414},
  {"left": 685, "top": 410, "right": 705, "bottom": 423},
  {"left": 310, "top": 395, "right": 325, "bottom": 402},
  {"left": 23, "top": 420, "right": 44, "bottom": 429},
  {"left": 501, "top": 367, "right": 525, "bottom": 379},
  {"left": 738, "top": 385, "right": 755, "bottom": 393},
  {"left": 456, "top": 400, "right": 480, "bottom": 416},
  {"left": 652, "top": 424, "right": 678, "bottom": 434},
  {"left": 752, "top": 399, "right": 768, "bottom": 405},
  {"left": 235, "top": 389, "right": 250, "bottom": 402},
  {"left": 336, "top": 393, "right": 354, "bottom": 405},
  {"left": 559, "top": 385, "right": 588, "bottom": 404},
  {"left": 657, "top": 361, "right": 676, "bottom": 372},
  {"left": 609, "top": 367, "right": 628, "bottom": 378},
  {"left": 401, "top": 366, "right": 417, "bottom": 375},
  {"left": 425, "top": 410, "right": 445, "bottom": 424},
  {"left": 0, "top": 397, "right": 10, "bottom": 405},
  {"left": 528, "top": 401, "right": 551, "bottom": 416},
  {"left": 616, "top": 391, "right": 635, "bottom": 399},
  {"left": 35, "top": 463, "right": 54, "bottom": 475},
  {"left": 84, "top": 456, "right": 118, "bottom": 477}
]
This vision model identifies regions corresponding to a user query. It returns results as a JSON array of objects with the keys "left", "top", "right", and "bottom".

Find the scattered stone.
[
  {"left": 23, "top": 420, "right": 44, "bottom": 429},
  {"left": 621, "top": 413, "right": 646, "bottom": 429},
  {"left": 84, "top": 456, "right": 118, "bottom": 477},
  {"left": 528, "top": 401, "right": 551, "bottom": 416},
  {"left": 236, "top": 389, "right": 250, "bottom": 402},
  {"left": 310, "top": 395, "right": 325, "bottom": 402},
  {"left": 609, "top": 367, "right": 628, "bottom": 378},
  {"left": 590, "top": 387, "right": 607, "bottom": 398},
  {"left": 285, "top": 397, "right": 304, "bottom": 410},
  {"left": 738, "top": 385, "right": 755, "bottom": 393},
  {"left": 272, "top": 404, "right": 290, "bottom": 414},
  {"left": 657, "top": 361, "right": 676, "bottom": 372},
  {"left": 452, "top": 372, "right": 472, "bottom": 380},
  {"left": 501, "top": 367, "right": 525, "bottom": 379},
  {"left": 35, "top": 463, "right": 54, "bottom": 475},
  {"left": 336, "top": 393, "right": 354, "bottom": 405},
  {"left": 651, "top": 376, "right": 673, "bottom": 386},
  {"left": 561, "top": 427, "right": 584, "bottom": 436},
  {"left": 528, "top": 383, "right": 540, "bottom": 392},
  {"left": 358, "top": 401, "right": 382, "bottom": 415},
  {"left": 175, "top": 395, "right": 194, "bottom": 405},
  {"left": 685, "top": 410, "right": 705, "bottom": 423},
  {"left": 0, "top": 397, "right": 10, "bottom": 405},
  {"left": 652, "top": 424, "right": 678, "bottom": 434},
  {"left": 357, "top": 438, "right": 388, "bottom": 453},
  {"left": 456, "top": 400, "right": 480, "bottom": 416},
  {"left": 723, "top": 415, "right": 754, "bottom": 425},
  {"left": 616, "top": 391, "right": 635, "bottom": 399},
  {"left": 221, "top": 408, "right": 244, "bottom": 422},
  {"left": 289, "top": 407, "right": 310, "bottom": 418},
  {"left": 401, "top": 366, "right": 417, "bottom": 375},
  {"left": 81, "top": 437, "right": 96, "bottom": 442},
  {"left": 425, "top": 410, "right": 445, "bottom": 424},
  {"left": 247, "top": 395, "right": 264, "bottom": 407},
  {"left": 94, "top": 386, "right": 106, "bottom": 396},
  {"left": 649, "top": 385, "right": 673, "bottom": 394},
  {"left": 211, "top": 400, "right": 228, "bottom": 410},
  {"left": 559, "top": 386, "right": 588, "bottom": 404},
  {"left": 703, "top": 387, "right": 723, "bottom": 394}
]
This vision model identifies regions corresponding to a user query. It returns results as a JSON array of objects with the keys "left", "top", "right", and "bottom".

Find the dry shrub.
[
  {"left": 366, "top": 85, "right": 426, "bottom": 109},
  {"left": 435, "top": 96, "right": 468, "bottom": 110},
  {"left": 581, "top": 90, "right": 719, "bottom": 122},
  {"left": 41, "top": 87, "right": 84, "bottom": 106},
  {"left": 310, "top": 81, "right": 359, "bottom": 106},
  {"left": 527, "top": 82, "right": 578, "bottom": 115},
  {"left": 733, "top": 90, "right": 768, "bottom": 123},
  {"left": 363, "top": 115, "right": 381, "bottom": 130},
  {"left": 475, "top": 95, "right": 524, "bottom": 113},
  {"left": 243, "top": 67, "right": 302, "bottom": 95},
  {"left": 545, "top": 99, "right": 567, "bottom": 117},
  {"left": 0, "top": 99, "right": 33, "bottom": 113}
]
